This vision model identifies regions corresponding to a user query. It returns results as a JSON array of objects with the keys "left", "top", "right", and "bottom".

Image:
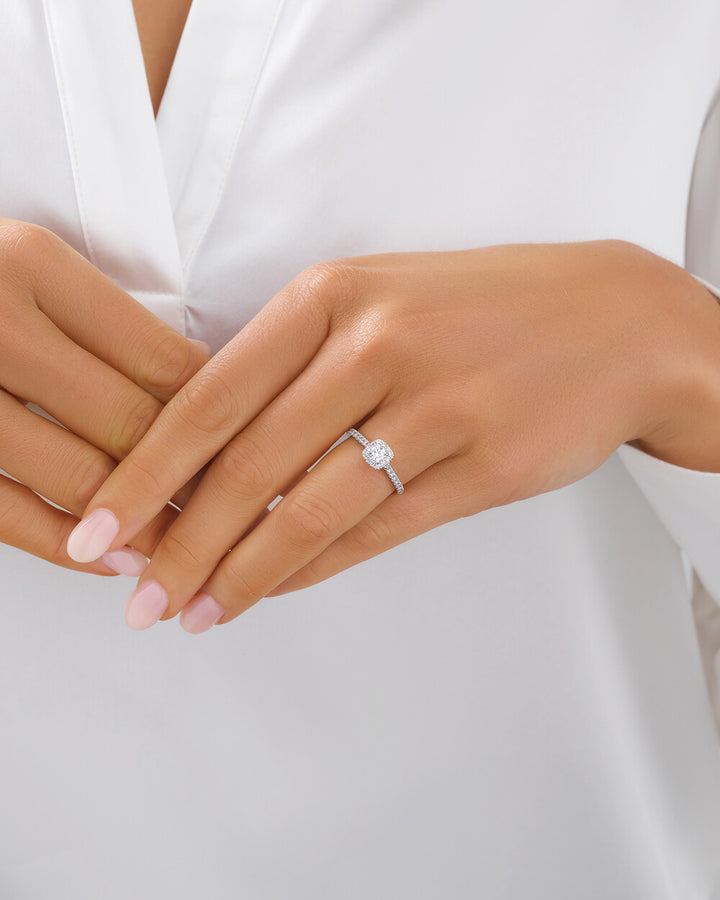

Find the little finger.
[
  {"left": 0, "top": 388, "right": 178, "bottom": 566},
  {"left": 177, "top": 414, "right": 449, "bottom": 631},
  {"left": 0, "top": 474, "right": 119, "bottom": 575},
  {"left": 266, "top": 455, "right": 476, "bottom": 595}
]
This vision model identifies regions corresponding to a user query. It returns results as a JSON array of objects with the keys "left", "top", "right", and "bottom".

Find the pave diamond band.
[{"left": 345, "top": 428, "right": 405, "bottom": 494}]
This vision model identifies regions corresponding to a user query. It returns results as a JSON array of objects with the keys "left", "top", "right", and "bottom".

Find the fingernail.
[
  {"left": 179, "top": 592, "right": 224, "bottom": 634},
  {"left": 67, "top": 508, "right": 120, "bottom": 563},
  {"left": 102, "top": 547, "right": 148, "bottom": 577},
  {"left": 189, "top": 338, "right": 212, "bottom": 356},
  {"left": 124, "top": 580, "right": 169, "bottom": 630}
]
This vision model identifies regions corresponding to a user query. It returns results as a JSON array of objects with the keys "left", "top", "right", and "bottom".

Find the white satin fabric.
[{"left": 3, "top": 2, "right": 720, "bottom": 897}]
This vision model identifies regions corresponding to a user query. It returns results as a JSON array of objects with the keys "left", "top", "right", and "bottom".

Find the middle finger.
[
  {"left": 0, "top": 388, "right": 179, "bottom": 562},
  {"left": 124, "top": 344, "right": 387, "bottom": 619},
  {"left": 186, "top": 408, "right": 441, "bottom": 628}
]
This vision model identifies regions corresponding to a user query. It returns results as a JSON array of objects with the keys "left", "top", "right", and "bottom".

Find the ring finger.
[
  {"left": 0, "top": 388, "right": 179, "bottom": 569},
  {"left": 122, "top": 343, "right": 386, "bottom": 620},
  {"left": 178, "top": 407, "right": 450, "bottom": 629}
]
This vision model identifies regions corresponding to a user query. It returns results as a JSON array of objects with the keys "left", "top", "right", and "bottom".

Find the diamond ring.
[{"left": 345, "top": 428, "right": 404, "bottom": 494}]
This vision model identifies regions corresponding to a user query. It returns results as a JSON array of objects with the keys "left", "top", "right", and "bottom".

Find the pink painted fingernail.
[
  {"left": 67, "top": 508, "right": 120, "bottom": 563},
  {"left": 189, "top": 338, "right": 212, "bottom": 356},
  {"left": 124, "top": 580, "right": 169, "bottom": 630},
  {"left": 179, "top": 592, "right": 224, "bottom": 634},
  {"left": 102, "top": 547, "right": 148, "bottom": 577}
]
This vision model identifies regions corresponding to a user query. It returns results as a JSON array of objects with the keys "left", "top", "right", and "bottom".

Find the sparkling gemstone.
[{"left": 363, "top": 439, "right": 394, "bottom": 469}]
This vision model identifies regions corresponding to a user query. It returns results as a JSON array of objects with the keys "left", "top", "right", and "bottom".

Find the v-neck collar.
[
  {"left": 41, "top": 0, "right": 286, "bottom": 331},
  {"left": 156, "top": 0, "right": 287, "bottom": 277}
]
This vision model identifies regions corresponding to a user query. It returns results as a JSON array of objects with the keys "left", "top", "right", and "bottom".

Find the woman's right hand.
[{"left": 0, "top": 219, "right": 210, "bottom": 575}]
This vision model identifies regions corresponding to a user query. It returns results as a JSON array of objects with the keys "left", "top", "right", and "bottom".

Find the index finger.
[
  {"left": 65, "top": 263, "right": 352, "bottom": 562},
  {"left": 2, "top": 220, "right": 210, "bottom": 404}
]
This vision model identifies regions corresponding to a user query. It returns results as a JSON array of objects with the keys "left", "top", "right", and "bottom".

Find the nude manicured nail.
[
  {"left": 67, "top": 508, "right": 120, "bottom": 563},
  {"left": 102, "top": 547, "right": 148, "bottom": 577},
  {"left": 124, "top": 580, "right": 169, "bottom": 630},
  {"left": 179, "top": 593, "right": 224, "bottom": 634}
]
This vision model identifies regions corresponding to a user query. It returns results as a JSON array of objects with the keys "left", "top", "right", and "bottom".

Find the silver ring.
[{"left": 345, "top": 428, "right": 405, "bottom": 494}]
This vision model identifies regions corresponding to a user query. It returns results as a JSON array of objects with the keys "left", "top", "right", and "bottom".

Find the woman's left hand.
[{"left": 66, "top": 240, "right": 720, "bottom": 631}]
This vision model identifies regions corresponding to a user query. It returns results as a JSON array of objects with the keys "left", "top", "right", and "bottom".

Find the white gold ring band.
[{"left": 345, "top": 428, "right": 405, "bottom": 494}]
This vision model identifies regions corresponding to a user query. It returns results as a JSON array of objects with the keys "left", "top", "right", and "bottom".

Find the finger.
[
  {"left": 23, "top": 396, "right": 201, "bottom": 515},
  {"left": 1, "top": 305, "right": 171, "bottom": 461},
  {"left": 176, "top": 410, "right": 451, "bottom": 631},
  {"left": 0, "top": 474, "right": 119, "bottom": 575},
  {"left": 121, "top": 342, "right": 385, "bottom": 617},
  {"left": 1, "top": 303, "right": 209, "bottom": 507},
  {"left": 0, "top": 387, "right": 179, "bottom": 564},
  {"left": 68, "top": 262, "right": 355, "bottom": 554},
  {"left": 0, "top": 388, "right": 115, "bottom": 517},
  {"left": 1, "top": 221, "right": 211, "bottom": 404},
  {"left": 265, "top": 455, "right": 473, "bottom": 595}
]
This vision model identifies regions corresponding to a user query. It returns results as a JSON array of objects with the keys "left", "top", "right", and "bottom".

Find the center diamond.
[{"left": 363, "top": 439, "right": 394, "bottom": 469}]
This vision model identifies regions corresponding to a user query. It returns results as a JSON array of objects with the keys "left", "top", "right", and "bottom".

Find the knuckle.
[
  {"left": 347, "top": 512, "right": 393, "bottom": 555},
  {"left": 298, "top": 260, "right": 349, "bottom": 295},
  {"left": 65, "top": 452, "right": 115, "bottom": 511},
  {"left": 344, "top": 306, "right": 397, "bottom": 371},
  {"left": 114, "top": 395, "right": 162, "bottom": 457},
  {"left": 122, "top": 451, "right": 167, "bottom": 499},
  {"left": 222, "top": 556, "right": 264, "bottom": 607},
  {"left": 294, "top": 260, "right": 365, "bottom": 317},
  {"left": 173, "top": 367, "right": 241, "bottom": 436},
  {"left": 280, "top": 490, "right": 342, "bottom": 547},
  {"left": 157, "top": 529, "right": 204, "bottom": 572},
  {"left": 142, "top": 331, "right": 197, "bottom": 396},
  {"left": 215, "top": 435, "right": 277, "bottom": 502},
  {"left": 0, "top": 221, "right": 58, "bottom": 274}
]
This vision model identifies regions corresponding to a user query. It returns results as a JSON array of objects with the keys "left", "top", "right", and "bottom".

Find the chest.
[
  {"left": 131, "top": 0, "right": 193, "bottom": 116},
  {"left": 2, "top": 0, "right": 719, "bottom": 347}
]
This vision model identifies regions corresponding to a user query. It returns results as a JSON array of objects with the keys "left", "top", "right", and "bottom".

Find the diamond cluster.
[
  {"left": 345, "top": 428, "right": 404, "bottom": 493},
  {"left": 362, "top": 439, "right": 394, "bottom": 469}
]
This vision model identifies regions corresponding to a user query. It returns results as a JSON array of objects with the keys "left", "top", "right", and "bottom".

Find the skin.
[
  {"left": 0, "top": 220, "right": 209, "bottom": 571},
  {"left": 8, "top": 2, "right": 720, "bottom": 627},
  {"left": 74, "top": 241, "right": 720, "bottom": 627},
  {"left": 0, "top": 2, "right": 201, "bottom": 572},
  {"left": 131, "top": 0, "right": 193, "bottom": 116}
]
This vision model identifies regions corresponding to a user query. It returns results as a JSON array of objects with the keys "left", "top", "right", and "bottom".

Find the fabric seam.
[
  {"left": 182, "top": 0, "right": 288, "bottom": 281},
  {"left": 40, "top": 0, "right": 97, "bottom": 268}
]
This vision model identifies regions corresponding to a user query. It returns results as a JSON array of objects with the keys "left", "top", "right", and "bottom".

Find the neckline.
[
  {"left": 130, "top": 0, "right": 194, "bottom": 121},
  {"left": 153, "top": 0, "right": 288, "bottom": 275},
  {"left": 42, "top": 0, "right": 184, "bottom": 304},
  {"left": 42, "top": 0, "right": 288, "bottom": 302}
]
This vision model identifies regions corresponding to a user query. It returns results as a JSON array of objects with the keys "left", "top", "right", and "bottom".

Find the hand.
[
  {"left": 0, "top": 219, "right": 210, "bottom": 574},
  {"left": 67, "top": 240, "right": 720, "bottom": 629}
]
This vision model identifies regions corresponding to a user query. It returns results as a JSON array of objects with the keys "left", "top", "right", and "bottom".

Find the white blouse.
[{"left": 2, "top": 1, "right": 720, "bottom": 897}]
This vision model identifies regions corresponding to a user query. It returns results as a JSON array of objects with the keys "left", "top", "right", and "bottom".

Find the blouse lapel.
[
  {"left": 155, "top": 0, "right": 287, "bottom": 277},
  {"left": 41, "top": 0, "right": 185, "bottom": 331},
  {"left": 41, "top": 0, "right": 287, "bottom": 331}
]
